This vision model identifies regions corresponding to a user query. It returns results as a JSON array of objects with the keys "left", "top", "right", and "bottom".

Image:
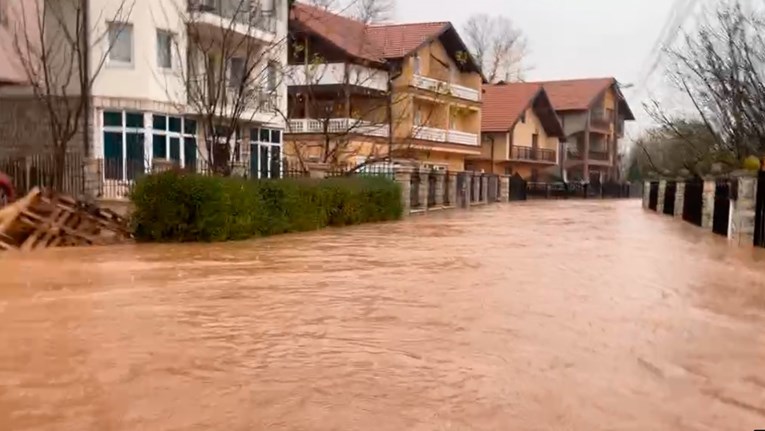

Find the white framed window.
[
  {"left": 107, "top": 22, "right": 133, "bottom": 66},
  {"left": 249, "top": 127, "right": 283, "bottom": 179},
  {"left": 151, "top": 115, "right": 198, "bottom": 171},
  {"left": 228, "top": 57, "right": 246, "bottom": 88},
  {"left": 156, "top": 29, "right": 173, "bottom": 69},
  {"left": 102, "top": 111, "right": 146, "bottom": 181}
]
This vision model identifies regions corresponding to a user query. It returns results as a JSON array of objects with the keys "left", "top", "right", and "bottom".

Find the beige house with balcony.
[
  {"left": 0, "top": 0, "right": 289, "bottom": 195},
  {"left": 469, "top": 82, "right": 564, "bottom": 180},
  {"left": 284, "top": 2, "right": 484, "bottom": 171},
  {"left": 534, "top": 78, "right": 635, "bottom": 183}
]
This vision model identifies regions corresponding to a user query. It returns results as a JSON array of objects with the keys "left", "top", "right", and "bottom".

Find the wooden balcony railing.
[{"left": 511, "top": 146, "right": 556, "bottom": 163}]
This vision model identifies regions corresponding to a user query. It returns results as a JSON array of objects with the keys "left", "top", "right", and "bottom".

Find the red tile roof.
[
  {"left": 533, "top": 78, "right": 616, "bottom": 111},
  {"left": 367, "top": 22, "right": 450, "bottom": 58},
  {"left": 481, "top": 82, "right": 543, "bottom": 132},
  {"left": 291, "top": 3, "right": 452, "bottom": 62}
]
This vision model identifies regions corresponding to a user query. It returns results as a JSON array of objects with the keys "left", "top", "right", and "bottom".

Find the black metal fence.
[
  {"left": 509, "top": 173, "right": 526, "bottom": 201},
  {"left": 648, "top": 181, "right": 659, "bottom": 211},
  {"left": 0, "top": 153, "right": 85, "bottom": 198},
  {"left": 683, "top": 177, "right": 704, "bottom": 226},
  {"left": 712, "top": 179, "right": 731, "bottom": 237},
  {"left": 754, "top": 171, "right": 765, "bottom": 248},
  {"left": 443, "top": 171, "right": 453, "bottom": 206},
  {"left": 410, "top": 170, "right": 421, "bottom": 209},
  {"left": 427, "top": 171, "right": 437, "bottom": 207},
  {"left": 663, "top": 181, "right": 677, "bottom": 215}
]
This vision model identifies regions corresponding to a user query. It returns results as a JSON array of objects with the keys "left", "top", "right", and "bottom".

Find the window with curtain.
[{"left": 107, "top": 22, "right": 133, "bottom": 65}]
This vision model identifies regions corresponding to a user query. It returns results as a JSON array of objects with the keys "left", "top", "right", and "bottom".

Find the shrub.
[{"left": 130, "top": 171, "right": 403, "bottom": 242}]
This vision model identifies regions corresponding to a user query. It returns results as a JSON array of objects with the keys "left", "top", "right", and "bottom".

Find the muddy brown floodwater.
[{"left": 1, "top": 200, "right": 765, "bottom": 430}]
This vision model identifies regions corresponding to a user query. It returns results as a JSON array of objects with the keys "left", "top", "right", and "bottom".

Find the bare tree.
[
  {"left": 649, "top": 0, "right": 765, "bottom": 166},
  {"left": 159, "top": 0, "right": 287, "bottom": 176},
  {"left": 462, "top": 14, "right": 527, "bottom": 83},
  {"left": 11, "top": 0, "right": 134, "bottom": 188}
]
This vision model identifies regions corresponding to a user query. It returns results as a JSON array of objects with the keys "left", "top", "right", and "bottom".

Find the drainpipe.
[
  {"left": 83, "top": 0, "right": 91, "bottom": 158},
  {"left": 487, "top": 134, "right": 495, "bottom": 174}
]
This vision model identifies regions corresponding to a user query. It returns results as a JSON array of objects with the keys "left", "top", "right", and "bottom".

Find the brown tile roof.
[
  {"left": 535, "top": 78, "right": 616, "bottom": 111},
  {"left": 481, "top": 82, "right": 543, "bottom": 132},
  {"left": 367, "top": 22, "right": 450, "bottom": 58},
  {"left": 291, "top": 3, "right": 452, "bottom": 62}
]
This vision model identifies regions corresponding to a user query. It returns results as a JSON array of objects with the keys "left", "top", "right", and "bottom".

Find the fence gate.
[
  {"left": 509, "top": 173, "right": 527, "bottom": 201},
  {"left": 683, "top": 177, "right": 704, "bottom": 226},
  {"left": 663, "top": 181, "right": 676, "bottom": 215},
  {"left": 754, "top": 171, "right": 765, "bottom": 247},
  {"left": 712, "top": 179, "right": 731, "bottom": 237},
  {"left": 648, "top": 181, "right": 659, "bottom": 211}
]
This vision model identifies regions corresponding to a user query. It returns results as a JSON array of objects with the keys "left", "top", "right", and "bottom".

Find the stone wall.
[
  {"left": 674, "top": 181, "right": 685, "bottom": 219},
  {"left": 657, "top": 180, "right": 666, "bottom": 214}
]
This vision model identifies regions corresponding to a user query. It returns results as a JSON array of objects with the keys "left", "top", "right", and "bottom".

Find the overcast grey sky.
[{"left": 395, "top": 0, "right": 679, "bottom": 132}]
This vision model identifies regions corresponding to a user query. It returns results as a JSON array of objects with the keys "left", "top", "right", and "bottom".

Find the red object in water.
[{"left": 0, "top": 171, "right": 15, "bottom": 204}]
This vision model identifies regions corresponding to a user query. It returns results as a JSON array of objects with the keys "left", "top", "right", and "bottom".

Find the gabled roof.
[
  {"left": 481, "top": 82, "right": 565, "bottom": 138},
  {"left": 532, "top": 77, "right": 636, "bottom": 120},
  {"left": 290, "top": 2, "right": 482, "bottom": 75}
]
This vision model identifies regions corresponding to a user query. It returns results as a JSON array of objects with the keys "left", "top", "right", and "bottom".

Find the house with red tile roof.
[
  {"left": 285, "top": 2, "right": 484, "bottom": 171},
  {"left": 467, "top": 82, "right": 564, "bottom": 180},
  {"left": 531, "top": 78, "right": 635, "bottom": 183}
]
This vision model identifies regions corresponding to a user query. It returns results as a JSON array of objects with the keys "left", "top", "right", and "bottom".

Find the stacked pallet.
[{"left": 0, "top": 188, "right": 132, "bottom": 251}]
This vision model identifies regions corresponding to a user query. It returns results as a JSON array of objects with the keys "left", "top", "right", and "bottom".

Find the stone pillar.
[
  {"left": 730, "top": 172, "right": 757, "bottom": 245},
  {"left": 481, "top": 174, "right": 489, "bottom": 203},
  {"left": 447, "top": 173, "right": 458, "bottom": 208},
  {"left": 434, "top": 170, "right": 445, "bottom": 207},
  {"left": 642, "top": 180, "right": 650, "bottom": 209},
  {"left": 499, "top": 175, "right": 510, "bottom": 202},
  {"left": 306, "top": 162, "right": 330, "bottom": 179},
  {"left": 417, "top": 168, "right": 429, "bottom": 211},
  {"left": 674, "top": 180, "right": 685, "bottom": 219},
  {"left": 702, "top": 178, "right": 716, "bottom": 229},
  {"left": 472, "top": 172, "right": 480, "bottom": 205},
  {"left": 458, "top": 172, "right": 470, "bottom": 209},
  {"left": 657, "top": 179, "right": 666, "bottom": 214},
  {"left": 393, "top": 166, "right": 414, "bottom": 215},
  {"left": 83, "top": 157, "right": 103, "bottom": 201}
]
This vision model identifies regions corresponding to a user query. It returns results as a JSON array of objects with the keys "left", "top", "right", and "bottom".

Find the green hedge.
[{"left": 130, "top": 171, "right": 403, "bottom": 242}]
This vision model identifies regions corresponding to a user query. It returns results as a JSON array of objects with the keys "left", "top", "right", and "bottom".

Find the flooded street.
[{"left": 1, "top": 199, "right": 765, "bottom": 430}]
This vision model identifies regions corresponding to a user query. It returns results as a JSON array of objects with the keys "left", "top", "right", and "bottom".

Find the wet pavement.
[{"left": 1, "top": 199, "right": 764, "bottom": 430}]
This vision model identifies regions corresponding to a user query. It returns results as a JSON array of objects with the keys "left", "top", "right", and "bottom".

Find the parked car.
[{"left": 0, "top": 171, "right": 15, "bottom": 207}]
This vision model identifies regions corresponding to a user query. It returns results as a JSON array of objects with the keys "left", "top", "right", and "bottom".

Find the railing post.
[{"left": 393, "top": 166, "right": 414, "bottom": 215}]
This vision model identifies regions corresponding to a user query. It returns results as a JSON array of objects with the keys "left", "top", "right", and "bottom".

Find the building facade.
[
  {"left": 469, "top": 82, "right": 564, "bottom": 180},
  {"left": 285, "top": 3, "right": 483, "bottom": 171},
  {"left": 0, "top": 0, "right": 289, "bottom": 185},
  {"left": 533, "top": 78, "right": 634, "bottom": 183}
]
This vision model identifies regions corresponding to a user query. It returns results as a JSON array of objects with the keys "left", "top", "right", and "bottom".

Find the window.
[
  {"left": 229, "top": 57, "right": 246, "bottom": 88},
  {"left": 102, "top": 110, "right": 145, "bottom": 181},
  {"left": 249, "top": 127, "right": 283, "bottom": 179},
  {"left": 531, "top": 133, "right": 539, "bottom": 149},
  {"left": 151, "top": 114, "right": 197, "bottom": 171},
  {"left": 157, "top": 30, "right": 173, "bottom": 69},
  {"left": 519, "top": 110, "right": 526, "bottom": 124},
  {"left": 412, "top": 54, "right": 421, "bottom": 75},
  {"left": 107, "top": 22, "right": 133, "bottom": 65}
]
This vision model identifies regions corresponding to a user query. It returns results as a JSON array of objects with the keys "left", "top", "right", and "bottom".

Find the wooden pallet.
[{"left": 0, "top": 188, "right": 132, "bottom": 251}]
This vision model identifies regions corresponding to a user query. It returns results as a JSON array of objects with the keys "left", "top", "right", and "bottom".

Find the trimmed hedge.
[{"left": 130, "top": 171, "right": 403, "bottom": 242}]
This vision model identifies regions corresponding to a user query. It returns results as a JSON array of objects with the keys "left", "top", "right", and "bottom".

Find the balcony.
[
  {"left": 411, "top": 75, "right": 480, "bottom": 102},
  {"left": 589, "top": 150, "right": 610, "bottom": 161},
  {"left": 413, "top": 126, "right": 479, "bottom": 146},
  {"left": 510, "top": 146, "right": 556, "bottom": 163},
  {"left": 188, "top": 0, "right": 277, "bottom": 40},
  {"left": 287, "top": 118, "right": 389, "bottom": 138},
  {"left": 590, "top": 110, "right": 613, "bottom": 132},
  {"left": 285, "top": 63, "right": 388, "bottom": 92}
]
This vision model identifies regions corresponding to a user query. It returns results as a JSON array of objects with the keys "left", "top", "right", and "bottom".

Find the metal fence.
[
  {"left": 754, "top": 171, "right": 765, "bottom": 248},
  {"left": 712, "top": 179, "right": 731, "bottom": 237},
  {"left": 0, "top": 153, "right": 85, "bottom": 198},
  {"left": 682, "top": 177, "right": 704, "bottom": 226}
]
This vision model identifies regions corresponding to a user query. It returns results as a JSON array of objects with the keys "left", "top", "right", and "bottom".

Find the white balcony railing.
[
  {"left": 414, "top": 126, "right": 479, "bottom": 146},
  {"left": 285, "top": 64, "right": 388, "bottom": 92},
  {"left": 188, "top": 0, "right": 277, "bottom": 37},
  {"left": 411, "top": 74, "right": 480, "bottom": 102},
  {"left": 287, "top": 118, "right": 389, "bottom": 137}
]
